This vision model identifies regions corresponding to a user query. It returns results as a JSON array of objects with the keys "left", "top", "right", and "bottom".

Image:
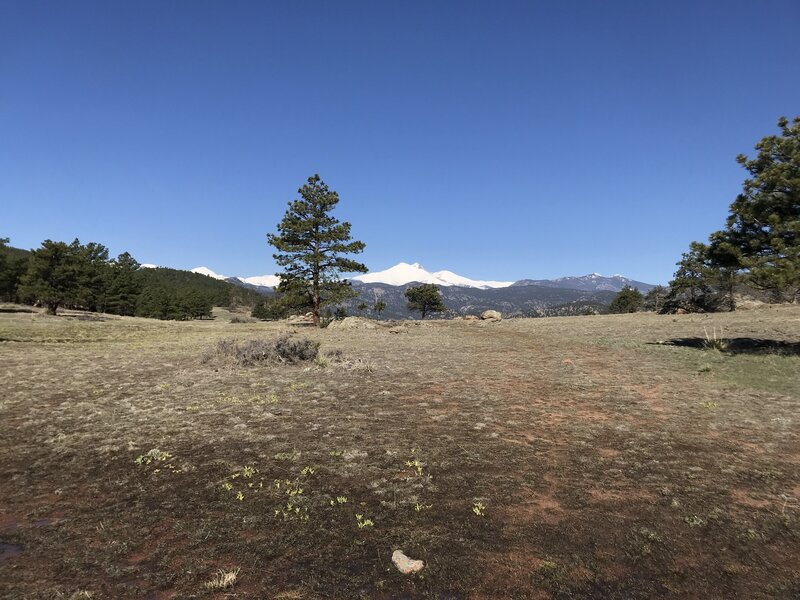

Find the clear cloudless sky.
[{"left": 2, "top": 1, "right": 799, "bottom": 284}]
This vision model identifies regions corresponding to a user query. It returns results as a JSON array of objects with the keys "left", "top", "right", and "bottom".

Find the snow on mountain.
[
  {"left": 352, "top": 262, "right": 514, "bottom": 289},
  {"left": 191, "top": 266, "right": 229, "bottom": 280},
  {"left": 239, "top": 274, "right": 281, "bottom": 288},
  {"left": 191, "top": 267, "right": 281, "bottom": 288},
  {"left": 175, "top": 263, "right": 653, "bottom": 294},
  {"left": 353, "top": 262, "right": 440, "bottom": 286},
  {"left": 430, "top": 269, "right": 514, "bottom": 289}
]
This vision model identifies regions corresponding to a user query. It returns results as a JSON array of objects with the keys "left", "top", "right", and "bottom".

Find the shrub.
[
  {"left": 702, "top": 327, "right": 729, "bottom": 352},
  {"left": 202, "top": 334, "right": 319, "bottom": 366},
  {"left": 271, "top": 335, "right": 320, "bottom": 363},
  {"left": 230, "top": 316, "right": 255, "bottom": 323}
]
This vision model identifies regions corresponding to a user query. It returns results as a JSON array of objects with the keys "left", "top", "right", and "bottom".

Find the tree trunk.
[
  {"left": 312, "top": 291, "right": 320, "bottom": 327},
  {"left": 727, "top": 279, "right": 736, "bottom": 312},
  {"left": 312, "top": 232, "right": 321, "bottom": 326}
]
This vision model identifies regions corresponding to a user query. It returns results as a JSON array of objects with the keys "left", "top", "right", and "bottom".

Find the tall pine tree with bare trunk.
[{"left": 268, "top": 175, "right": 367, "bottom": 326}]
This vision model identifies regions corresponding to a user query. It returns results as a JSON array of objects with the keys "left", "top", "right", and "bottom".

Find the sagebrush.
[{"left": 202, "top": 334, "right": 319, "bottom": 366}]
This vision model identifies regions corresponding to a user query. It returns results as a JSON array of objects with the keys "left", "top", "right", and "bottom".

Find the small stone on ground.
[{"left": 392, "top": 549, "right": 424, "bottom": 574}]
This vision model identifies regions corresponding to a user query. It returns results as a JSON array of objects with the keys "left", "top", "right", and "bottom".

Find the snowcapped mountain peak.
[
  {"left": 352, "top": 262, "right": 439, "bottom": 286},
  {"left": 191, "top": 266, "right": 229, "bottom": 280},
  {"left": 191, "top": 266, "right": 281, "bottom": 288},
  {"left": 431, "top": 270, "right": 514, "bottom": 289},
  {"left": 352, "top": 262, "right": 513, "bottom": 289},
  {"left": 239, "top": 274, "right": 281, "bottom": 288}
]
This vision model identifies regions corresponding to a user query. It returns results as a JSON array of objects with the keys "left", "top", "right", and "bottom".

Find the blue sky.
[{"left": 2, "top": 1, "right": 798, "bottom": 284}]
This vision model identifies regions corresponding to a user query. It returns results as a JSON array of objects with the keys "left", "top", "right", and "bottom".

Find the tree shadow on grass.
[{"left": 656, "top": 338, "right": 800, "bottom": 356}]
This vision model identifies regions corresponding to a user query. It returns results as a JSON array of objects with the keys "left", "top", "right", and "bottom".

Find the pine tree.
[
  {"left": 176, "top": 289, "right": 212, "bottom": 320},
  {"left": 373, "top": 299, "right": 386, "bottom": 316},
  {"left": 135, "top": 284, "right": 172, "bottom": 319},
  {"left": 0, "top": 239, "right": 28, "bottom": 302},
  {"left": 19, "top": 239, "right": 84, "bottom": 314},
  {"left": 77, "top": 242, "right": 110, "bottom": 312},
  {"left": 724, "top": 116, "right": 800, "bottom": 301},
  {"left": 267, "top": 175, "right": 368, "bottom": 326},
  {"left": 608, "top": 285, "right": 643, "bottom": 314},
  {"left": 705, "top": 231, "right": 741, "bottom": 311},
  {"left": 405, "top": 284, "right": 446, "bottom": 319},
  {"left": 643, "top": 285, "right": 668, "bottom": 312},
  {"left": 665, "top": 242, "right": 714, "bottom": 312},
  {"left": 0, "top": 238, "right": 9, "bottom": 300},
  {"left": 105, "top": 252, "right": 142, "bottom": 316}
]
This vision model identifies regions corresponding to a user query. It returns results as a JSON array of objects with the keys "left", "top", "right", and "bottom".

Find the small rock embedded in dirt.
[
  {"left": 392, "top": 549, "right": 424, "bottom": 574},
  {"left": 480, "top": 310, "right": 502, "bottom": 321}
]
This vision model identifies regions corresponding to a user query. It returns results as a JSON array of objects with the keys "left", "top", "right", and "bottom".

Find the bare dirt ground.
[{"left": 1, "top": 304, "right": 799, "bottom": 599}]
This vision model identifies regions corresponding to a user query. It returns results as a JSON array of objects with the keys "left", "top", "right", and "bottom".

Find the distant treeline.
[{"left": 0, "top": 238, "right": 264, "bottom": 319}]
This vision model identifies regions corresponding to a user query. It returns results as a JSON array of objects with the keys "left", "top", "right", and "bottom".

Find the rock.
[
  {"left": 733, "top": 295, "right": 765, "bottom": 310},
  {"left": 388, "top": 326, "right": 407, "bottom": 334},
  {"left": 463, "top": 315, "right": 479, "bottom": 321},
  {"left": 480, "top": 310, "right": 502, "bottom": 321},
  {"left": 392, "top": 550, "right": 424, "bottom": 575},
  {"left": 326, "top": 317, "right": 378, "bottom": 330},
  {"left": 287, "top": 313, "right": 314, "bottom": 324}
]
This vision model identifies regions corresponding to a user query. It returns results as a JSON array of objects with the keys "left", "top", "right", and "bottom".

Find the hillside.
[
  {"left": 344, "top": 281, "right": 617, "bottom": 318},
  {"left": 0, "top": 244, "right": 265, "bottom": 317},
  {"left": 513, "top": 273, "right": 657, "bottom": 292}
]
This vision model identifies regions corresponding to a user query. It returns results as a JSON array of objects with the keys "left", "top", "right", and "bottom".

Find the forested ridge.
[{"left": 0, "top": 239, "right": 265, "bottom": 319}]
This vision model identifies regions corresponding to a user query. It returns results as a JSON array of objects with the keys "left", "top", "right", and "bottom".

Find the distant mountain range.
[
  {"left": 187, "top": 266, "right": 281, "bottom": 289},
  {"left": 345, "top": 281, "right": 618, "bottom": 319},
  {"left": 172, "top": 262, "right": 656, "bottom": 318},
  {"left": 184, "top": 262, "right": 655, "bottom": 293},
  {"left": 512, "top": 273, "right": 656, "bottom": 293},
  {"left": 351, "top": 262, "right": 513, "bottom": 289}
]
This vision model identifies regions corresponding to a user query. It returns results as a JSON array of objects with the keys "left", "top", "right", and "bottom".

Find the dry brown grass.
[
  {"left": 0, "top": 304, "right": 799, "bottom": 598},
  {"left": 204, "top": 567, "right": 240, "bottom": 590}
]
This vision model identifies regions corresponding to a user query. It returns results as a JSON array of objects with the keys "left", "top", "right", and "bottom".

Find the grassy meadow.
[{"left": 1, "top": 305, "right": 799, "bottom": 599}]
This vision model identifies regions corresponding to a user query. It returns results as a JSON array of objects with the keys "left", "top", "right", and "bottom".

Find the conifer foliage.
[
  {"left": 267, "top": 175, "right": 368, "bottom": 326},
  {"left": 726, "top": 116, "right": 799, "bottom": 301},
  {"left": 667, "top": 116, "right": 800, "bottom": 310},
  {"left": 4, "top": 237, "right": 262, "bottom": 318},
  {"left": 404, "top": 283, "right": 446, "bottom": 319},
  {"left": 0, "top": 238, "right": 28, "bottom": 301},
  {"left": 18, "top": 239, "right": 87, "bottom": 315},
  {"left": 608, "top": 285, "right": 643, "bottom": 314}
]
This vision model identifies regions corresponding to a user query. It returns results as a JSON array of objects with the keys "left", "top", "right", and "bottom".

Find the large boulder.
[{"left": 480, "top": 310, "right": 502, "bottom": 321}]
